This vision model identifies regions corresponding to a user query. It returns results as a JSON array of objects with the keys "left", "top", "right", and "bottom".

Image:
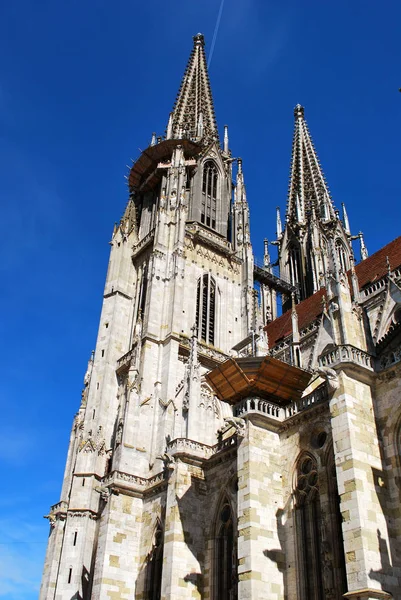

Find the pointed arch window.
[
  {"left": 146, "top": 524, "right": 164, "bottom": 600},
  {"left": 201, "top": 161, "right": 218, "bottom": 229},
  {"left": 336, "top": 239, "right": 348, "bottom": 272},
  {"left": 289, "top": 245, "right": 301, "bottom": 287},
  {"left": 295, "top": 454, "right": 323, "bottom": 599},
  {"left": 196, "top": 274, "right": 216, "bottom": 346},
  {"left": 215, "top": 500, "right": 237, "bottom": 600},
  {"left": 294, "top": 451, "right": 347, "bottom": 599}
]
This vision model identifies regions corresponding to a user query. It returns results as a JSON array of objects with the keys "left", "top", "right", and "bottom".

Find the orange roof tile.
[
  {"left": 355, "top": 236, "right": 401, "bottom": 289},
  {"left": 265, "top": 288, "right": 326, "bottom": 349}
]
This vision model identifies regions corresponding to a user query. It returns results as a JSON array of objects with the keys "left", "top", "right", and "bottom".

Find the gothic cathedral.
[{"left": 40, "top": 34, "right": 401, "bottom": 600}]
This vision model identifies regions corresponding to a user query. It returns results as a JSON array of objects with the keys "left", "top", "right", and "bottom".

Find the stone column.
[
  {"left": 237, "top": 419, "right": 285, "bottom": 600},
  {"left": 91, "top": 492, "right": 143, "bottom": 600},
  {"left": 161, "top": 459, "right": 204, "bottom": 599},
  {"left": 331, "top": 369, "right": 394, "bottom": 599}
]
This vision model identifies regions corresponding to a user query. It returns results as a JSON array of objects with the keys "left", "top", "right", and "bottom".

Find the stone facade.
[{"left": 40, "top": 33, "right": 401, "bottom": 600}]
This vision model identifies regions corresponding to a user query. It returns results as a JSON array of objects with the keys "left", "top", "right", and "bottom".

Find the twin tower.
[{"left": 41, "top": 34, "right": 400, "bottom": 600}]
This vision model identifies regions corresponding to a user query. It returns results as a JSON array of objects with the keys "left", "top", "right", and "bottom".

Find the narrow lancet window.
[
  {"left": 146, "top": 525, "right": 163, "bottom": 600},
  {"left": 201, "top": 161, "right": 218, "bottom": 229},
  {"left": 215, "top": 501, "right": 237, "bottom": 600},
  {"left": 196, "top": 274, "right": 216, "bottom": 345},
  {"left": 335, "top": 239, "right": 348, "bottom": 272},
  {"left": 295, "top": 454, "right": 323, "bottom": 599},
  {"left": 289, "top": 246, "right": 301, "bottom": 287}
]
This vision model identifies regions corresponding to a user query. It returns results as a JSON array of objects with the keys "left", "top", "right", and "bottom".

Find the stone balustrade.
[
  {"left": 283, "top": 385, "right": 328, "bottom": 418},
  {"left": 167, "top": 437, "right": 215, "bottom": 459},
  {"left": 131, "top": 228, "right": 155, "bottom": 259},
  {"left": 233, "top": 386, "right": 329, "bottom": 423},
  {"left": 234, "top": 397, "right": 283, "bottom": 421},
  {"left": 318, "top": 344, "right": 374, "bottom": 371}
]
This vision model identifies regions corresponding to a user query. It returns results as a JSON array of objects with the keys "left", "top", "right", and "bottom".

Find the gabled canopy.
[{"left": 206, "top": 355, "right": 311, "bottom": 406}]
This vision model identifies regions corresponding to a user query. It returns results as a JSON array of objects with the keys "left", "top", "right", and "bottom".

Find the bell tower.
[{"left": 40, "top": 33, "right": 255, "bottom": 600}]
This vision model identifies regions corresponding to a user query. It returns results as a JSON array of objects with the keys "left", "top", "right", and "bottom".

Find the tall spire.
[
  {"left": 168, "top": 33, "right": 219, "bottom": 145},
  {"left": 286, "top": 105, "right": 335, "bottom": 223}
]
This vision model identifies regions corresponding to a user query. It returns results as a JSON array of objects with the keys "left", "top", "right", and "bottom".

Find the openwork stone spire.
[
  {"left": 286, "top": 105, "right": 335, "bottom": 223},
  {"left": 167, "top": 33, "right": 219, "bottom": 145}
]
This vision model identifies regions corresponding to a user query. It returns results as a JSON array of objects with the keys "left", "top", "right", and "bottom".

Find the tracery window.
[
  {"left": 295, "top": 454, "right": 324, "bottom": 599},
  {"left": 295, "top": 450, "right": 347, "bottom": 599},
  {"left": 335, "top": 239, "right": 348, "bottom": 272},
  {"left": 196, "top": 274, "right": 216, "bottom": 345},
  {"left": 201, "top": 161, "right": 218, "bottom": 229},
  {"left": 146, "top": 524, "right": 163, "bottom": 600},
  {"left": 215, "top": 500, "right": 237, "bottom": 600}
]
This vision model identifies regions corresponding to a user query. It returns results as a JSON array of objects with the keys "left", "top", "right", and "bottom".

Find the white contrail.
[{"left": 208, "top": 0, "right": 225, "bottom": 68}]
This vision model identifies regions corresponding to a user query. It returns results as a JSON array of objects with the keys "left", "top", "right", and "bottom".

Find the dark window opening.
[
  {"left": 196, "top": 274, "right": 216, "bottom": 346},
  {"left": 73, "top": 531, "right": 77, "bottom": 546},
  {"left": 68, "top": 568, "right": 72, "bottom": 584},
  {"left": 201, "top": 161, "right": 218, "bottom": 230},
  {"left": 146, "top": 525, "right": 164, "bottom": 600},
  {"left": 216, "top": 501, "right": 237, "bottom": 600},
  {"left": 139, "top": 265, "right": 148, "bottom": 318}
]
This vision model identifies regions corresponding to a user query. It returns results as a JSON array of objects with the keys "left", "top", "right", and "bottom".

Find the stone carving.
[
  {"left": 219, "top": 416, "right": 246, "bottom": 437},
  {"left": 94, "top": 486, "right": 111, "bottom": 502},
  {"left": 79, "top": 426, "right": 107, "bottom": 455},
  {"left": 314, "top": 366, "right": 340, "bottom": 393},
  {"left": 43, "top": 512, "right": 57, "bottom": 528},
  {"left": 156, "top": 453, "right": 176, "bottom": 471}
]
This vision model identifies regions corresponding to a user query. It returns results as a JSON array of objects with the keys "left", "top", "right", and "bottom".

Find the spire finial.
[
  {"left": 386, "top": 255, "right": 391, "bottom": 275},
  {"left": 359, "top": 232, "right": 368, "bottom": 260},
  {"left": 193, "top": 33, "right": 205, "bottom": 46},
  {"left": 276, "top": 206, "right": 282, "bottom": 238},
  {"left": 150, "top": 132, "right": 156, "bottom": 147},
  {"left": 294, "top": 104, "right": 304, "bottom": 118},
  {"left": 341, "top": 202, "right": 351, "bottom": 234},
  {"left": 224, "top": 125, "right": 229, "bottom": 153}
]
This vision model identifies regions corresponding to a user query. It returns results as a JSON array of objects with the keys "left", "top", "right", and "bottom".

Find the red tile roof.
[
  {"left": 265, "top": 288, "right": 326, "bottom": 349},
  {"left": 265, "top": 236, "right": 401, "bottom": 349},
  {"left": 354, "top": 235, "right": 401, "bottom": 289}
]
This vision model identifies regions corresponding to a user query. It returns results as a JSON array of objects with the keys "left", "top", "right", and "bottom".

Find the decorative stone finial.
[
  {"left": 294, "top": 104, "right": 305, "bottom": 118},
  {"left": 193, "top": 33, "right": 205, "bottom": 46}
]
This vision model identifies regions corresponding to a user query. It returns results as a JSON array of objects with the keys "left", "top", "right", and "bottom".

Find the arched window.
[
  {"left": 201, "top": 161, "right": 218, "bottom": 229},
  {"left": 335, "top": 239, "right": 348, "bottom": 272},
  {"left": 196, "top": 274, "right": 216, "bottom": 345},
  {"left": 289, "top": 245, "right": 301, "bottom": 286},
  {"left": 146, "top": 524, "right": 163, "bottom": 600},
  {"left": 295, "top": 454, "right": 324, "bottom": 599},
  {"left": 215, "top": 500, "right": 237, "bottom": 600},
  {"left": 139, "top": 263, "right": 148, "bottom": 318}
]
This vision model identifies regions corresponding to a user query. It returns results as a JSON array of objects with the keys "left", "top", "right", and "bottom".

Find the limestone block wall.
[
  {"left": 237, "top": 421, "right": 285, "bottom": 600},
  {"left": 91, "top": 492, "right": 144, "bottom": 600},
  {"left": 372, "top": 363, "right": 401, "bottom": 597},
  {"left": 330, "top": 370, "right": 394, "bottom": 596}
]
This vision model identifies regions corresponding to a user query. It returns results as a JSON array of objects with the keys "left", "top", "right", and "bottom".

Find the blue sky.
[{"left": 0, "top": 1, "right": 400, "bottom": 596}]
